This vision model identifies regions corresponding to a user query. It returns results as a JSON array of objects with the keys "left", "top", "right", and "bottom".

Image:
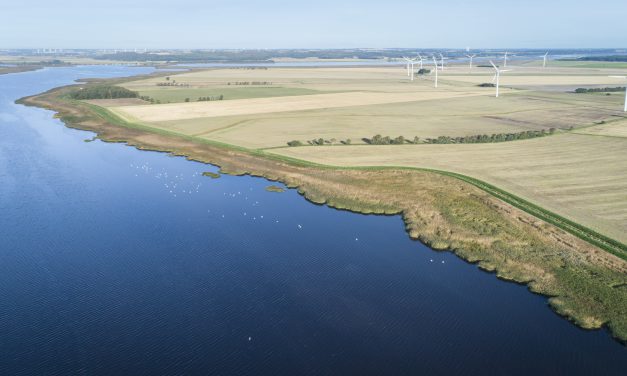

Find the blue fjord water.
[{"left": 0, "top": 66, "right": 625, "bottom": 375}]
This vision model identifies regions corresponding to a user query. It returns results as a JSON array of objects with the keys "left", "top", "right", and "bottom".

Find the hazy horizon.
[{"left": 2, "top": 0, "right": 626, "bottom": 50}]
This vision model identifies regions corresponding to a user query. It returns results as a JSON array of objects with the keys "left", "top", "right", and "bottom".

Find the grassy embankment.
[{"left": 16, "top": 79, "right": 627, "bottom": 344}]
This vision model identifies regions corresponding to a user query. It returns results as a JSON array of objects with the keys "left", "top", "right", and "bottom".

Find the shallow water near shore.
[{"left": 0, "top": 66, "right": 625, "bottom": 375}]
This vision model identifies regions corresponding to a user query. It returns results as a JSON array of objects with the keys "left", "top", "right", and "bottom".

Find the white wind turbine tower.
[
  {"left": 503, "top": 52, "right": 509, "bottom": 68},
  {"left": 410, "top": 59, "right": 417, "bottom": 81},
  {"left": 609, "top": 76, "right": 627, "bottom": 112},
  {"left": 466, "top": 54, "right": 476, "bottom": 71},
  {"left": 417, "top": 53, "right": 425, "bottom": 70},
  {"left": 403, "top": 57, "right": 411, "bottom": 77},
  {"left": 438, "top": 53, "right": 447, "bottom": 71},
  {"left": 489, "top": 60, "right": 512, "bottom": 98},
  {"left": 432, "top": 56, "right": 439, "bottom": 88},
  {"left": 403, "top": 57, "right": 418, "bottom": 81},
  {"left": 542, "top": 52, "right": 549, "bottom": 68}
]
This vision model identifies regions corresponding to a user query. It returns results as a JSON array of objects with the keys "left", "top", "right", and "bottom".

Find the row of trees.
[
  {"left": 286, "top": 129, "right": 557, "bottom": 147},
  {"left": 423, "top": 129, "right": 555, "bottom": 144},
  {"left": 186, "top": 95, "right": 224, "bottom": 102},
  {"left": 575, "top": 87, "right": 625, "bottom": 93},
  {"left": 227, "top": 81, "right": 272, "bottom": 85},
  {"left": 575, "top": 55, "right": 627, "bottom": 62},
  {"left": 156, "top": 82, "right": 190, "bottom": 87},
  {"left": 364, "top": 135, "right": 420, "bottom": 145},
  {"left": 139, "top": 95, "right": 162, "bottom": 104},
  {"left": 287, "top": 138, "right": 352, "bottom": 146},
  {"left": 70, "top": 85, "right": 138, "bottom": 100}
]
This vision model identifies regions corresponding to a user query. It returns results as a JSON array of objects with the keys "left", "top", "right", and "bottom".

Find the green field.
[{"left": 132, "top": 86, "right": 327, "bottom": 103}]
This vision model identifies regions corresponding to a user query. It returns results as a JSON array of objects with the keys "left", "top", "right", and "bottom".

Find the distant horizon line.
[{"left": 2, "top": 47, "right": 627, "bottom": 51}]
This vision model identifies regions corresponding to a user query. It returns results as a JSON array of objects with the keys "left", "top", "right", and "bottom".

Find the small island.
[
  {"left": 265, "top": 185, "right": 285, "bottom": 193},
  {"left": 202, "top": 171, "right": 220, "bottom": 179}
]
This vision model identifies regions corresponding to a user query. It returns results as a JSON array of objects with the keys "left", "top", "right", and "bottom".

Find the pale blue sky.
[{"left": 1, "top": 0, "right": 625, "bottom": 49}]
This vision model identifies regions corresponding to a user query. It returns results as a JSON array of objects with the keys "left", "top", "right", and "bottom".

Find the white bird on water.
[{"left": 297, "top": 224, "right": 302, "bottom": 229}]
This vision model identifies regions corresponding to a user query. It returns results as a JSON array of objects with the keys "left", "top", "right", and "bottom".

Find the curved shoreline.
[{"left": 16, "top": 79, "right": 627, "bottom": 344}]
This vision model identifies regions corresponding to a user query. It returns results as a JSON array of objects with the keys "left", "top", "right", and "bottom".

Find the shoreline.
[
  {"left": 0, "top": 64, "right": 46, "bottom": 75},
  {"left": 15, "top": 76, "right": 627, "bottom": 344}
]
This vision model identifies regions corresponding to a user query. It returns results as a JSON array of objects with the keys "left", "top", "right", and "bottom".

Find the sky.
[{"left": 1, "top": 0, "right": 626, "bottom": 49}]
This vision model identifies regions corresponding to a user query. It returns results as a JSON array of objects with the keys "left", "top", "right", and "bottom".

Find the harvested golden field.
[
  {"left": 104, "top": 67, "right": 625, "bottom": 149},
  {"left": 272, "top": 132, "right": 627, "bottom": 243},
  {"left": 443, "top": 74, "right": 627, "bottom": 87},
  {"left": 574, "top": 118, "right": 627, "bottom": 138},
  {"left": 109, "top": 90, "right": 489, "bottom": 122},
  {"left": 198, "top": 91, "right": 620, "bottom": 148}
]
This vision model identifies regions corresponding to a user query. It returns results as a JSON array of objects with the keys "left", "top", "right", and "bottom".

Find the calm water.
[{"left": 0, "top": 66, "right": 625, "bottom": 375}]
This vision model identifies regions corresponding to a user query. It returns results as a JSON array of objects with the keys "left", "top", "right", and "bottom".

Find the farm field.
[
  {"left": 88, "top": 64, "right": 627, "bottom": 243},
  {"left": 574, "top": 118, "right": 627, "bottom": 138},
  {"left": 273, "top": 132, "right": 627, "bottom": 243},
  {"left": 131, "top": 86, "right": 325, "bottom": 103}
]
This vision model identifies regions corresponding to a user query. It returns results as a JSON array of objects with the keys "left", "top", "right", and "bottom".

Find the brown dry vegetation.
[{"left": 17, "top": 83, "right": 627, "bottom": 343}]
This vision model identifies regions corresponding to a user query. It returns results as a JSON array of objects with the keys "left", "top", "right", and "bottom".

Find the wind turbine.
[
  {"left": 503, "top": 52, "right": 509, "bottom": 68},
  {"left": 403, "top": 57, "right": 418, "bottom": 81},
  {"left": 489, "top": 60, "right": 512, "bottom": 98},
  {"left": 433, "top": 56, "right": 439, "bottom": 88},
  {"left": 417, "top": 53, "right": 425, "bottom": 70},
  {"left": 438, "top": 53, "right": 447, "bottom": 71},
  {"left": 542, "top": 52, "right": 549, "bottom": 68},
  {"left": 609, "top": 76, "right": 627, "bottom": 112},
  {"left": 466, "top": 54, "right": 476, "bottom": 71}
]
